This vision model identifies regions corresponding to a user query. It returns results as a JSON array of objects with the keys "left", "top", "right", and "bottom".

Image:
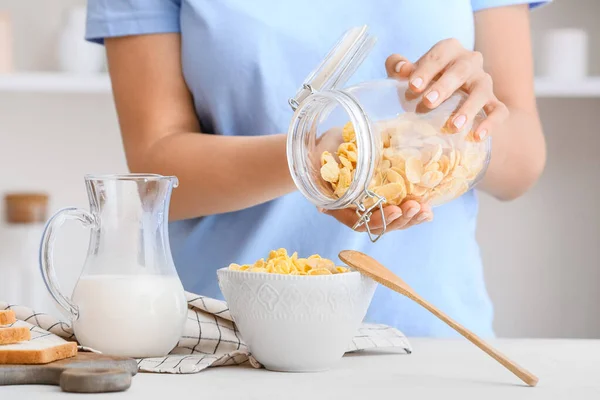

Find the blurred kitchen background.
[{"left": 0, "top": 0, "right": 598, "bottom": 338}]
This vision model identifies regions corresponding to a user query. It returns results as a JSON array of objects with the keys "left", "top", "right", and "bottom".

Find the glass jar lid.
[{"left": 289, "top": 25, "right": 376, "bottom": 111}]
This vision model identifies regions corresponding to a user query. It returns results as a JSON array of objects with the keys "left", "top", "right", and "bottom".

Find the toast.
[
  {"left": 0, "top": 310, "right": 16, "bottom": 326},
  {"left": 0, "top": 325, "right": 31, "bottom": 345},
  {"left": 0, "top": 339, "right": 77, "bottom": 364},
  {"left": 0, "top": 321, "right": 77, "bottom": 364}
]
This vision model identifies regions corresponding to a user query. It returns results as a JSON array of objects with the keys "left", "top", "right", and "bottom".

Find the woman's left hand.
[{"left": 385, "top": 38, "right": 509, "bottom": 141}]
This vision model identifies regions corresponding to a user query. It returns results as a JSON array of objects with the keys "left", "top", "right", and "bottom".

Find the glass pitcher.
[{"left": 40, "top": 174, "right": 188, "bottom": 358}]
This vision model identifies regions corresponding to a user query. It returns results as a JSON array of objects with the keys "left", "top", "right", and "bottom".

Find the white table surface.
[{"left": 2, "top": 338, "right": 599, "bottom": 399}]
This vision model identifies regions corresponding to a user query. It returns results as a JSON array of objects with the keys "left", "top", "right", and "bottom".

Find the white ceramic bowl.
[{"left": 217, "top": 268, "right": 377, "bottom": 372}]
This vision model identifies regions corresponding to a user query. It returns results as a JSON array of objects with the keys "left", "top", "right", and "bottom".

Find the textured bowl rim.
[{"left": 216, "top": 266, "right": 362, "bottom": 280}]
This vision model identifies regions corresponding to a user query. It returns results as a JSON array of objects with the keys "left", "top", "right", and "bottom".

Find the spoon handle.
[
  {"left": 406, "top": 292, "right": 539, "bottom": 387},
  {"left": 337, "top": 249, "right": 538, "bottom": 386}
]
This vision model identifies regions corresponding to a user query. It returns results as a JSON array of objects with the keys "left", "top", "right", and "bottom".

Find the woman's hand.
[
  {"left": 320, "top": 200, "right": 433, "bottom": 235},
  {"left": 385, "top": 38, "right": 509, "bottom": 141}
]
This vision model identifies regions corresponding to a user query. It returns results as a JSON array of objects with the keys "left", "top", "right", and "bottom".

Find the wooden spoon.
[{"left": 339, "top": 250, "right": 539, "bottom": 387}]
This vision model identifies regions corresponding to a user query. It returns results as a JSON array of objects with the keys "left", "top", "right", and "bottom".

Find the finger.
[
  {"left": 364, "top": 205, "right": 403, "bottom": 230},
  {"left": 385, "top": 200, "right": 421, "bottom": 231},
  {"left": 421, "top": 55, "right": 479, "bottom": 109},
  {"left": 385, "top": 54, "right": 415, "bottom": 79},
  {"left": 320, "top": 208, "right": 363, "bottom": 231},
  {"left": 369, "top": 201, "right": 432, "bottom": 235},
  {"left": 420, "top": 202, "right": 433, "bottom": 215},
  {"left": 322, "top": 205, "right": 403, "bottom": 232},
  {"left": 403, "top": 211, "right": 434, "bottom": 229},
  {"left": 404, "top": 204, "right": 434, "bottom": 228},
  {"left": 472, "top": 99, "right": 510, "bottom": 141},
  {"left": 409, "top": 38, "right": 464, "bottom": 93},
  {"left": 444, "top": 74, "right": 494, "bottom": 133},
  {"left": 386, "top": 54, "right": 419, "bottom": 111}
]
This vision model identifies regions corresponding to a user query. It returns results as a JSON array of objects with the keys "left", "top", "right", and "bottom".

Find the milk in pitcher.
[{"left": 71, "top": 274, "right": 187, "bottom": 358}]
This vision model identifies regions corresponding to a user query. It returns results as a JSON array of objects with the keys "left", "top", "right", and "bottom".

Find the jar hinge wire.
[
  {"left": 288, "top": 84, "right": 316, "bottom": 111},
  {"left": 352, "top": 189, "right": 387, "bottom": 243}
]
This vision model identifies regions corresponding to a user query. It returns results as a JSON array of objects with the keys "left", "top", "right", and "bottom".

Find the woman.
[{"left": 86, "top": 0, "right": 548, "bottom": 337}]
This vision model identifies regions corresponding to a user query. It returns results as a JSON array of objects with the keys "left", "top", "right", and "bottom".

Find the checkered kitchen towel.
[{"left": 1, "top": 292, "right": 411, "bottom": 374}]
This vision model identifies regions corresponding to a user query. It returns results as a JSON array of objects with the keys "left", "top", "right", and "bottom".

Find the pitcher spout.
[{"left": 168, "top": 175, "right": 179, "bottom": 188}]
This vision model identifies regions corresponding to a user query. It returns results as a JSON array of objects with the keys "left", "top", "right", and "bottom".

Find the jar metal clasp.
[{"left": 352, "top": 189, "right": 387, "bottom": 243}]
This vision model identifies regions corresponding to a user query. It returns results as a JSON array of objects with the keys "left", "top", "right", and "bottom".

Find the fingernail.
[
  {"left": 406, "top": 207, "right": 419, "bottom": 219},
  {"left": 394, "top": 61, "right": 406, "bottom": 73},
  {"left": 411, "top": 77, "right": 423, "bottom": 89},
  {"left": 317, "top": 207, "right": 326, "bottom": 213},
  {"left": 453, "top": 114, "right": 467, "bottom": 130},
  {"left": 425, "top": 90, "right": 439, "bottom": 104},
  {"left": 417, "top": 213, "right": 428, "bottom": 222},
  {"left": 388, "top": 212, "right": 403, "bottom": 222},
  {"left": 477, "top": 129, "right": 488, "bottom": 140}
]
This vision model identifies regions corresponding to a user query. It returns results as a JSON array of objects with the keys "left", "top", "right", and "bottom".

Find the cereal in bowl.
[{"left": 228, "top": 248, "right": 350, "bottom": 275}]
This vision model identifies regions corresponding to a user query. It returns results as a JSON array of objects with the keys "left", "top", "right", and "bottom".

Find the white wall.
[
  {"left": 0, "top": 0, "right": 598, "bottom": 337},
  {"left": 478, "top": 98, "right": 600, "bottom": 339},
  {"left": 476, "top": 0, "right": 600, "bottom": 339}
]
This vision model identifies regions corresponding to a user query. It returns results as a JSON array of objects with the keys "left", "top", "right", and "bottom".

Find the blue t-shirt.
[{"left": 86, "top": 0, "right": 547, "bottom": 337}]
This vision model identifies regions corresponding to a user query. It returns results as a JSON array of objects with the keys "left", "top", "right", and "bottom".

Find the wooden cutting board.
[{"left": 0, "top": 351, "right": 138, "bottom": 393}]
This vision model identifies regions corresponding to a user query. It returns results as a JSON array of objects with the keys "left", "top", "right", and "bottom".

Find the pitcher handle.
[{"left": 39, "top": 207, "right": 98, "bottom": 320}]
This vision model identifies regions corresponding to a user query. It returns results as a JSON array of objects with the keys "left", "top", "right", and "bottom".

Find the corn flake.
[
  {"left": 308, "top": 268, "right": 332, "bottom": 276},
  {"left": 405, "top": 157, "right": 424, "bottom": 184},
  {"left": 342, "top": 122, "right": 356, "bottom": 143},
  {"left": 228, "top": 248, "right": 350, "bottom": 276},
  {"left": 334, "top": 166, "right": 352, "bottom": 197},
  {"left": 337, "top": 142, "right": 358, "bottom": 163},
  {"left": 339, "top": 154, "right": 353, "bottom": 169}
]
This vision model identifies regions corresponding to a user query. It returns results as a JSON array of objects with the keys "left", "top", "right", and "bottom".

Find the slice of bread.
[
  {"left": 0, "top": 326, "right": 31, "bottom": 345},
  {"left": 0, "top": 320, "right": 77, "bottom": 364},
  {"left": 0, "top": 338, "right": 77, "bottom": 364},
  {"left": 0, "top": 310, "right": 16, "bottom": 326}
]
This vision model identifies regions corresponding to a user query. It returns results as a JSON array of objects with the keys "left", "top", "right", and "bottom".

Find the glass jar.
[
  {"left": 287, "top": 26, "right": 491, "bottom": 242},
  {"left": 0, "top": 193, "right": 53, "bottom": 313}
]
